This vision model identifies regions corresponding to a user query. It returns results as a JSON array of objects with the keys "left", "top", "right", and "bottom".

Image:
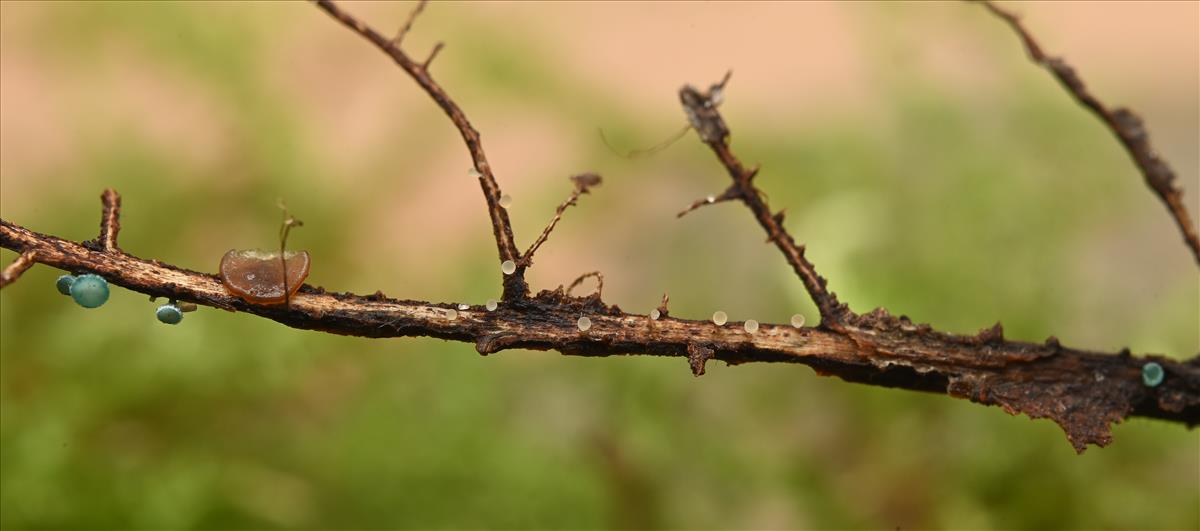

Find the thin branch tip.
[
  {"left": 390, "top": 0, "right": 428, "bottom": 46},
  {"left": 978, "top": 0, "right": 1199, "bottom": 264},
  {"left": 521, "top": 173, "right": 603, "bottom": 266},
  {"left": 313, "top": 0, "right": 525, "bottom": 289}
]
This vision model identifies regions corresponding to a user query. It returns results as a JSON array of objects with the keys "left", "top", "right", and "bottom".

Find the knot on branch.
[
  {"left": 687, "top": 344, "right": 715, "bottom": 377},
  {"left": 476, "top": 333, "right": 519, "bottom": 356}
]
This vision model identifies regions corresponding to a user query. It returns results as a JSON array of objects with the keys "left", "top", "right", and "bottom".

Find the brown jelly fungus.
[{"left": 220, "top": 249, "right": 311, "bottom": 305}]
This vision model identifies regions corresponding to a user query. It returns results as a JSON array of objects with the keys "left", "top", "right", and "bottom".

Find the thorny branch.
[
  {"left": 979, "top": 1, "right": 1200, "bottom": 265},
  {"left": 1, "top": 2, "right": 1197, "bottom": 453},
  {"left": 678, "top": 73, "right": 850, "bottom": 327},
  {"left": 313, "top": 0, "right": 528, "bottom": 299}
]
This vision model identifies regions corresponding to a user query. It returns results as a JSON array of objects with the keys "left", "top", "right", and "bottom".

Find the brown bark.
[{"left": 1, "top": 1, "right": 1197, "bottom": 453}]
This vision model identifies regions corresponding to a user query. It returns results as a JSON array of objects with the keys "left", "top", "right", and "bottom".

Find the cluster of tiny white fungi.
[{"left": 566, "top": 310, "right": 805, "bottom": 334}]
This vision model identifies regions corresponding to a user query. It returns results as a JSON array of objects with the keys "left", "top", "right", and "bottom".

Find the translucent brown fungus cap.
[{"left": 219, "top": 249, "right": 310, "bottom": 305}]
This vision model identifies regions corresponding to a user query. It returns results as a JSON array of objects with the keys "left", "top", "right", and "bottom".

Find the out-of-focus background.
[{"left": 1, "top": 1, "right": 1197, "bottom": 528}]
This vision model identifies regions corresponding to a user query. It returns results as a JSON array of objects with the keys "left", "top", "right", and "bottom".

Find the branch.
[
  {"left": 677, "top": 74, "right": 851, "bottom": 328},
  {"left": 677, "top": 187, "right": 738, "bottom": 219},
  {"left": 670, "top": 71, "right": 1199, "bottom": 450},
  {"left": 1, "top": 5, "right": 1196, "bottom": 454},
  {"left": 521, "top": 173, "right": 602, "bottom": 266},
  {"left": 979, "top": 1, "right": 1200, "bottom": 265},
  {"left": 313, "top": 0, "right": 528, "bottom": 298},
  {"left": 390, "top": 0, "right": 427, "bottom": 46},
  {"left": 2, "top": 193, "right": 1197, "bottom": 452},
  {"left": 92, "top": 188, "right": 121, "bottom": 252}
]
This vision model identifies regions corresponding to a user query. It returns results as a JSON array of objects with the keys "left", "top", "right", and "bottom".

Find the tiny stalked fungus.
[
  {"left": 220, "top": 249, "right": 310, "bottom": 305},
  {"left": 70, "top": 274, "right": 109, "bottom": 308},
  {"left": 156, "top": 304, "right": 184, "bottom": 325}
]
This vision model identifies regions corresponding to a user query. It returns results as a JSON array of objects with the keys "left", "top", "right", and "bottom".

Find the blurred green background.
[{"left": 2, "top": 1, "right": 1197, "bottom": 529}]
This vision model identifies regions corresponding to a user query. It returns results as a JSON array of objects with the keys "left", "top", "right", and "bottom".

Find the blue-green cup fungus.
[
  {"left": 55, "top": 274, "right": 76, "bottom": 295},
  {"left": 69, "top": 274, "right": 109, "bottom": 308},
  {"left": 156, "top": 304, "right": 183, "bottom": 325},
  {"left": 1142, "top": 362, "right": 1164, "bottom": 388}
]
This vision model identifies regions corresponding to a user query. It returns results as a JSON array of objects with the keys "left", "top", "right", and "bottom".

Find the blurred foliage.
[{"left": 1, "top": 2, "right": 1197, "bottom": 529}]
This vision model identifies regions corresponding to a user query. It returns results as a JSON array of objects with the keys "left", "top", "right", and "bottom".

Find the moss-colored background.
[{"left": 2, "top": 2, "right": 1197, "bottom": 529}]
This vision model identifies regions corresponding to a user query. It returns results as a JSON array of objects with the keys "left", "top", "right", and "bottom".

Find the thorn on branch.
[
  {"left": 0, "top": 250, "right": 37, "bottom": 289},
  {"left": 423, "top": 42, "right": 444, "bottom": 69},
  {"left": 521, "top": 173, "right": 603, "bottom": 266},
  {"left": 655, "top": 292, "right": 670, "bottom": 319}
]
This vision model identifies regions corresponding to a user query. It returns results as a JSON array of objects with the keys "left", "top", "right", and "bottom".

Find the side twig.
[
  {"left": 522, "top": 173, "right": 602, "bottom": 266},
  {"left": 390, "top": 0, "right": 427, "bottom": 46},
  {"left": 979, "top": 0, "right": 1200, "bottom": 265},
  {"left": 314, "top": 0, "right": 528, "bottom": 297},
  {"left": 0, "top": 250, "right": 37, "bottom": 289},
  {"left": 91, "top": 188, "right": 122, "bottom": 252},
  {"left": 677, "top": 75, "right": 851, "bottom": 327}
]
